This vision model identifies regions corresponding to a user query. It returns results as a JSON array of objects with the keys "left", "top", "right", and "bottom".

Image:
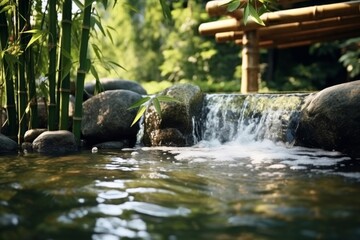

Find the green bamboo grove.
[
  {"left": 0, "top": 0, "right": 118, "bottom": 145},
  {"left": 0, "top": 0, "right": 173, "bottom": 146}
]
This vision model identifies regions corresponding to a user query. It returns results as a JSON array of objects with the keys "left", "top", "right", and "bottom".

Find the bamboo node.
[
  {"left": 62, "top": 19, "right": 72, "bottom": 24},
  {"left": 5, "top": 104, "right": 16, "bottom": 108},
  {"left": 48, "top": 103, "right": 57, "bottom": 107},
  {"left": 58, "top": 88, "right": 71, "bottom": 93},
  {"left": 82, "top": 25, "right": 91, "bottom": 30},
  {"left": 73, "top": 117, "right": 83, "bottom": 121}
]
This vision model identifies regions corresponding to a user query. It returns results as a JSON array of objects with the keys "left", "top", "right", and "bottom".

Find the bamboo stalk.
[
  {"left": 73, "top": 0, "right": 93, "bottom": 145},
  {"left": 17, "top": 0, "right": 28, "bottom": 144},
  {"left": 58, "top": 0, "right": 72, "bottom": 130},
  {"left": 24, "top": 1, "right": 38, "bottom": 130},
  {"left": 199, "top": 1, "right": 360, "bottom": 35},
  {"left": 241, "top": 30, "right": 259, "bottom": 93},
  {"left": 48, "top": 0, "right": 57, "bottom": 131},
  {"left": 0, "top": 10, "right": 17, "bottom": 139}
]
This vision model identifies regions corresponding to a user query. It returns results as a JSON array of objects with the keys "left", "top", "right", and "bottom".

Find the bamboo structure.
[
  {"left": 241, "top": 30, "right": 259, "bottom": 93},
  {"left": 199, "top": 1, "right": 360, "bottom": 35},
  {"left": 199, "top": 0, "right": 360, "bottom": 93},
  {"left": 216, "top": 15, "right": 360, "bottom": 43}
]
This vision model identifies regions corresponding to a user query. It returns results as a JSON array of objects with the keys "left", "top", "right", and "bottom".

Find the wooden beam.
[
  {"left": 199, "top": 1, "right": 360, "bottom": 35},
  {"left": 215, "top": 15, "right": 360, "bottom": 43},
  {"left": 234, "top": 24, "right": 360, "bottom": 48}
]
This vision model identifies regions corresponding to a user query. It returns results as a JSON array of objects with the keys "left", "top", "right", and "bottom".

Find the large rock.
[
  {"left": 84, "top": 78, "right": 147, "bottom": 100},
  {"left": 296, "top": 80, "right": 360, "bottom": 157},
  {"left": 81, "top": 90, "right": 142, "bottom": 146},
  {"left": 143, "top": 83, "right": 204, "bottom": 147},
  {"left": 0, "top": 134, "right": 18, "bottom": 153},
  {"left": 32, "top": 130, "right": 77, "bottom": 155}
]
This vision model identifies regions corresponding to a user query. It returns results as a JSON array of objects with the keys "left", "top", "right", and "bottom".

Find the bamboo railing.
[{"left": 199, "top": 0, "right": 360, "bottom": 93}]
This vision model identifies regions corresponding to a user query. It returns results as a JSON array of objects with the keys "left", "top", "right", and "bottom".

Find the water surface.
[{"left": 1, "top": 140, "right": 359, "bottom": 240}]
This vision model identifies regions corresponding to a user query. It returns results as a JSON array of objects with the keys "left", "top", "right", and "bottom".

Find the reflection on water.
[{"left": 1, "top": 141, "right": 360, "bottom": 240}]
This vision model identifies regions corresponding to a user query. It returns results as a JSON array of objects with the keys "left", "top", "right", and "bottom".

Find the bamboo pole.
[
  {"left": 0, "top": 10, "right": 17, "bottom": 139},
  {"left": 260, "top": 24, "right": 360, "bottom": 48},
  {"left": 206, "top": 0, "right": 243, "bottom": 18},
  {"left": 48, "top": 0, "right": 57, "bottom": 131},
  {"left": 73, "top": 0, "right": 92, "bottom": 145},
  {"left": 17, "top": 0, "right": 28, "bottom": 144},
  {"left": 205, "top": 0, "right": 310, "bottom": 18},
  {"left": 234, "top": 24, "right": 360, "bottom": 48},
  {"left": 241, "top": 30, "right": 259, "bottom": 93},
  {"left": 25, "top": 2, "right": 38, "bottom": 130},
  {"left": 216, "top": 15, "right": 360, "bottom": 43},
  {"left": 58, "top": 0, "right": 72, "bottom": 130},
  {"left": 199, "top": 1, "right": 360, "bottom": 35}
]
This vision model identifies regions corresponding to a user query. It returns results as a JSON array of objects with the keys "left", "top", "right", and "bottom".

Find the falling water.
[{"left": 199, "top": 93, "right": 309, "bottom": 144}]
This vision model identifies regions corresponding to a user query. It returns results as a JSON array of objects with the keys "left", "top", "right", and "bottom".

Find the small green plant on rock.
[{"left": 128, "top": 95, "right": 180, "bottom": 127}]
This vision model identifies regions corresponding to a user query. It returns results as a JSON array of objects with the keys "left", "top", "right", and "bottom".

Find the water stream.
[{"left": 1, "top": 93, "right": 359, "bottom": 239}]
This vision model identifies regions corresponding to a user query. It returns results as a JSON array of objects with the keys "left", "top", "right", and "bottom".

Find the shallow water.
[{"left": 1, "top": 140, "right": 360, "bottom": 240}]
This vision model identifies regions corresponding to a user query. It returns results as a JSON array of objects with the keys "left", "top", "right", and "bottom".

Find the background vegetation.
[
  {"left": 92, "top": 0, "right": 359, "bottom": 93},
  {"left": 0, "top": 0, "right": 359, "bottom": 145}
]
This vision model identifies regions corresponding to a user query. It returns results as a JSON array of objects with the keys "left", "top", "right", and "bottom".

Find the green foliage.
[
  {"left": 128, "top": 95, "right": 180, "bottom": 127},
  {"left": 224, "top": 0, "right": 276, "bottom": 25},
  {"left": 339, "top": 38, "right": 360, "bottom": 79}
]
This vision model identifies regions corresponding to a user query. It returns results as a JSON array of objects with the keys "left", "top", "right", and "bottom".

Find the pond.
[
  {"left": 1, "top": 141, "right": 360, "bottom": 240},
  {"left": 1, "top": 93, "right": 360, "bottom": 239}
]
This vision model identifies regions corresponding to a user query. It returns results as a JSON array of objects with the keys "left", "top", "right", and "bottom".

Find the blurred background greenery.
[{"left": 89, "top": 0, "right": 360, "bottom": 94}]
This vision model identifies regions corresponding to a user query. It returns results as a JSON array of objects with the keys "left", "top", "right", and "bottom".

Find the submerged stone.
[
  {"left": 32, "top": 130, "right": 77, "bottom": 154},
  {"left": 0, "top": 134, "right": 18, "bottom": 153}
]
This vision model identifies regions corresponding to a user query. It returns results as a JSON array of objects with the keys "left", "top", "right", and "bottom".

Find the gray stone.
[
  {"left": 143, "top": 83, "right": 204, "bottom": 147},
  {"left": 296, "top": 80, "right": 360, "bottom": 157},
  {"left": 32, "top": 130, "right": 77, "bottom": 154},
  {"left": 84, "top": 78, "right": 147, "bottom": 99},
  {"left": 0, "top": 134, "right": 18, "bottom": 153},
  {"left": 24, "top": 128, "right": 47, "bottom": 143},
  {"left": 81, "top": 89, "right": 142, "bottom": 146},
  {"left": 93, "top": 140, "right": 130, "bottom": 150}
]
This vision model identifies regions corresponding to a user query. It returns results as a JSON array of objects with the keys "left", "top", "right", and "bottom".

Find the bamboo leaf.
[
  {"left": 159, "top": 0, "right": 172, "bottom": 23},
  {"left": 227, "top": 0, "right": 241, "bottom": 12},
  {"left": 90, "top": 64, "right": 99, "bottom": 83},
  {"left": 244, "top": 3, "right": 250, "bottom": 25},
  {"left": 92, "top": 43, "right": 102, "bottom": 60},
  {"left": 248, "top": 4, "right": 265, "bottom": 26},
  {"left": 106, "top": 28, "right": 114, "bottom": 45},
  {"left": 130, "top": 105, "right": 146, "bottom": 127},
  {"left": 25, "top": 30, "right": 44, "bottom": 49},
  {"left": 73, "top": 0, "right": 84, "bottom": 10},
  {"left": 108, "top": 60, "right": 126, "bottom": 71},
  {"left": 91, "top": 15, "right": 106, "bottom": 36},
  {"left": 156, "top": 95, "right": 181, "bottom": 103},
  {"left": 127, "top": 96, "right": 151, "bottom": 110},
  {"left": 153, "top": 97, "right": 161, "bottom": 117}
]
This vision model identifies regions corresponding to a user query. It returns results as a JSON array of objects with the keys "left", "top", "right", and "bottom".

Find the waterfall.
[{"left": 199, "top": 93, "right": 309, "bottom": 144}]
